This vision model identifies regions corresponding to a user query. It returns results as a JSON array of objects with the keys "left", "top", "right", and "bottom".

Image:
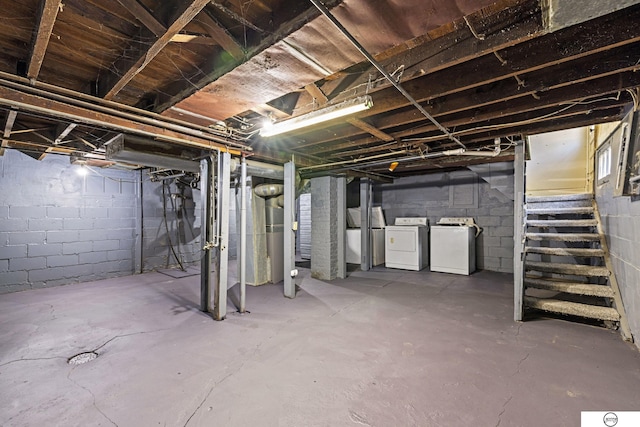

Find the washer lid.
[
  {"left": 436, "top": 217, "right": 476, "bottom": 226},
  {"left": 394, "top": 217, "right": 428, "bottom": 226}
]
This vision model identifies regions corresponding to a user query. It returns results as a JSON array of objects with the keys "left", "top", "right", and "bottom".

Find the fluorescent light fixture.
[{"left": 260, "top": 95, "right": 373, "bottom": 137}]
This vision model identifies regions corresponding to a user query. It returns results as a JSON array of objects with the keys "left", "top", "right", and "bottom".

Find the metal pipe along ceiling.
[
  {"left": 308, "top": 0, "right": 466, "bottom": 149},
  {"left": 299, "top": 138, "right": 503, "bottom": 173},
  {"left": 0, "top": 76, "right": 251, "bottom": 152}
]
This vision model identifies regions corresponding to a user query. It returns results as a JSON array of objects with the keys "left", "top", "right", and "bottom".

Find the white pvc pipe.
[{"left": 240, "top": 157, "right": 247, "bottom": 313}]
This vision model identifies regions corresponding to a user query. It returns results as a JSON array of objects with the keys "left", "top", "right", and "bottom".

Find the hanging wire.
[{"left": 162, "top": 180, "right": 186, "bottom": 271}]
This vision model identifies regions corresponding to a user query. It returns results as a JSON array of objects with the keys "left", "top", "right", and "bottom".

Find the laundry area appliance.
[
  {"left": 346, "top": 207, "right": 386, "bottom": 266},
  {"left": 430, "top": 217, "right": 479, "bottom": 275},
  {"left": 385, "top": 217, "right": 429, "bottom": 271}
]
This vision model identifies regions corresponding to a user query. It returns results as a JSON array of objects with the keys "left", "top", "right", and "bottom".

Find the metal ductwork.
[
  {"left": 254, "top": 183, "right": 284, "bottom": 197},
  {"left": 105, "top": 134, "right": 200, "bottom": 173},
  {"left": 230, "top": 158, "right": 284, "bottom": 180}
]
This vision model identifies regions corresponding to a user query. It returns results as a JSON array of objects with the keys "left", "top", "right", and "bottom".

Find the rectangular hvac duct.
[
  {"left": 105, "top": 134, "right": 199, "bottom": 173},
  {"left": 543, "top": 0, "right": 640, "bottom": 32}
]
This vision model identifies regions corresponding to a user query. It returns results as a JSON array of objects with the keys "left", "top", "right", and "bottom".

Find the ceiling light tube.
[{"left": 260, "top": 95, "right": 373, "bottom": 137}]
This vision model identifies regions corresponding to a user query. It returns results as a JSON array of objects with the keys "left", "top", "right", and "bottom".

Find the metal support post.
[
  {"left": 513, "top": 142, "right": 525, "bottom": 321},
  {"left": 134, "top": 169, "right": 143, "bottom": 274},
  {"left": 213, "top": 152, "right": 231, "bottom": 320},
  {"left": 337, "top": 176, "right": 347, "bottom": 278},
  {"left": 360, "top": 178, "right": 371, "bottom": 271},
  {"left": 284, "top": 161, "right": 296, "bottom": 298},
  {"left": 200, "top": 155, "right": 215, "bottom": 313},
  {"left": 239, "top": 157, "right": 247, "bottom": 313}
]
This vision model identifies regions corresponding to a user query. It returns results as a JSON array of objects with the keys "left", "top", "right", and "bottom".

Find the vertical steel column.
[
  {"left": 200, "top": 155, "right": 215, "bottom": 313},
  {"left": 284, "top": 161, "right": 296, "bottom": 298},
  {"left": 337, "top": 176, "right": 347, "bottom": 278},
  {"left": 239, "top": 157, "right": 247, "bottom": 313},
  {"left": 134, "top": 169, "right": 143, "bottom": 274},
  {"left": 360, "top": 178, "right": 371, "bottom": 271},
  {"left": 513, "top": 142, "right": 525, "bottom": 321},
  {"left": 213, "top": 152, "right": 231, "bottom": 320}
]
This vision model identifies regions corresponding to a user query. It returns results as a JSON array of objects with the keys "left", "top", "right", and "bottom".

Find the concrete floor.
[{"left": 1, "top": 267, "right": 639, "bottom": 427}]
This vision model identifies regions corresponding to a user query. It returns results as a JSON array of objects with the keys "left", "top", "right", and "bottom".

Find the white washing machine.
[
  {"left": 385, "top": 217, "right": 429, "bottom": 271},
  {"left": 430, "top": 217, "right": 478, "bottom": 275}
]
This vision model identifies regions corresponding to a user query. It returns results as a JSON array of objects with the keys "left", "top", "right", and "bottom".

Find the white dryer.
[{"left": 385, "top": 217, "right": 429, "bottom": 271}]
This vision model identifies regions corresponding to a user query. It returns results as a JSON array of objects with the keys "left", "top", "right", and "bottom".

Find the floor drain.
[{"left": 67, "top": 351, "right": 98, "bottom": 365}]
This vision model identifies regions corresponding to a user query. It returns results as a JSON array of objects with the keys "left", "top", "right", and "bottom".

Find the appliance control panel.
[
  {"left": 395, "top": 217, "right": 428, "bottom": 226},
  {"left": 436, "top": 217, "right": 477, "bottom": 226}
]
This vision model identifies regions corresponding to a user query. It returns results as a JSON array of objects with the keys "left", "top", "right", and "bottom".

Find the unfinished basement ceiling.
[{"left": 1, "top": 0, "right": 639, "bottom": 177}]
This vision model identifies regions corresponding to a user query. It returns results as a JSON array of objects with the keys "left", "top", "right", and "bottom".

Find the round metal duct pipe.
[
  {"left": 231, "top": 158, "right": 284, "bottom": 180},
  {"left": 254, "top": 183, "right": 284, "bottom": 197}
]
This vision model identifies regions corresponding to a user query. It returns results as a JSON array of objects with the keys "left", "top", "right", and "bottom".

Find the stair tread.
[
  {"left": 527, "top": 207, "right": 594, "bottom": 214},
  {"left": 524, "top": 247, "right": 605, "bottom": 257},
  {"left": 526, "top": 232, "right": 602, "bottom": 242},
  {"left": 526, "top": 193, "right": 593, "bottom": 203},
  {"left": 524, "top": 296, "right": 620, "bottom": 321},
  {"left": 526, "top": 219, "right": 597, "bottom": 227},
  {"left": 525, "top": 261, "right": 610, "bottom": 276},
  {"left": 524, "top": 277, "right": 615, "bottom": 297}
]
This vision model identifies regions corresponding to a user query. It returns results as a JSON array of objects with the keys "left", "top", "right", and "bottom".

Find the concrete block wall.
[
  {"left": 0, "top": 150, "right": 138, "bottom": 293},
  {"left": 311, "top": 176, "right": 339, "bottom": 280},
  {"left": 374, "top": 163, "right": 515, "bottom": 273},
  {"left": 595, "top": 114, "right": 640, "bottom": 348}
]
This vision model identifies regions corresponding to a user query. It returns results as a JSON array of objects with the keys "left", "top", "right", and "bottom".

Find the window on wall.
[{"left": 597, "top": 143, "right": 612, "bottom": 184}]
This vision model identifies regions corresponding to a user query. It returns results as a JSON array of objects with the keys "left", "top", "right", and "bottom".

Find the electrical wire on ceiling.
[
  {"left": 396, "top": 94, "right": 626, "bottom": 145},
  {"left": 308, "top": 0, "right": 466, "bottom": 150}
]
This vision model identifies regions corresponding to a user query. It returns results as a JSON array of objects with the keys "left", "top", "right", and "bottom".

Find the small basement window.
[{"left": 597, "top": 143, "right": 612, "bottom": 184}]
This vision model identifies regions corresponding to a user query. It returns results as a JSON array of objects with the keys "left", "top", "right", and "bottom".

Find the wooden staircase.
[{"left": 522, "top": 193, "right": 631, "bottom": 339}]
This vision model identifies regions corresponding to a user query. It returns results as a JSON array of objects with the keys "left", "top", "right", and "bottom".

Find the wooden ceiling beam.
[
  {"left": 153, "top": 0, "right": 343, "bottom": 113},
  {"left": 315, "top": 75, "right": 639, "bottom": 158},
  {"left": 291, "top": 11, "right": 640, "bottom": 150},
  {"left": 27, "top": 0, "right": 62, "bottom": 81},
  {"left": 101, "top": 0, "right": 210, "bottom": 100},
  {"left": 0, "top": 110, "right": 18, "bottom": 155},
  {"left": 346, "top": 118, "right": 394, "bottom": 143},
  {"left": 304, "top": 83, "right": 329, "bottom": 104},
  {"left": 369, "top": 153, "right": 516, "bottom": 175},
  {"left": 0, "top": 85, "right": 244, "bottom": 155},
  {"left": 54, "top": 123, "right": 78, "bottom": 145},
  {"left": 315, "top": 108, "right": 624, "bottom": 176},
  {"left": 115, "top": 0, "right": 167, "bottom": 37},
  {"left": 330, "top": 0, "right": 542, "bottom": 103},
  {"left": 298, "top": 44, "right": 640, "bottom": 152},
  {"left": 363, "top": 4, "right": 640, "bottom": 119},
  {"left": 196, "top": 11, "right": 245, "bottom": 61},
  {"left": 331, "top": 97, "right": 631, "bottom": 159}
]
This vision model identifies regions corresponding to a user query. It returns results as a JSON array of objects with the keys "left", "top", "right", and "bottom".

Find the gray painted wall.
[
  {"left": 374, "top": 163, "right": 515, "bottom": 273},
  {"left": 595, "top": 115, "right": 640, "bottom": 347},
  {"left": 0, "top": 150, "right": 139, "bottom": 293}
]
